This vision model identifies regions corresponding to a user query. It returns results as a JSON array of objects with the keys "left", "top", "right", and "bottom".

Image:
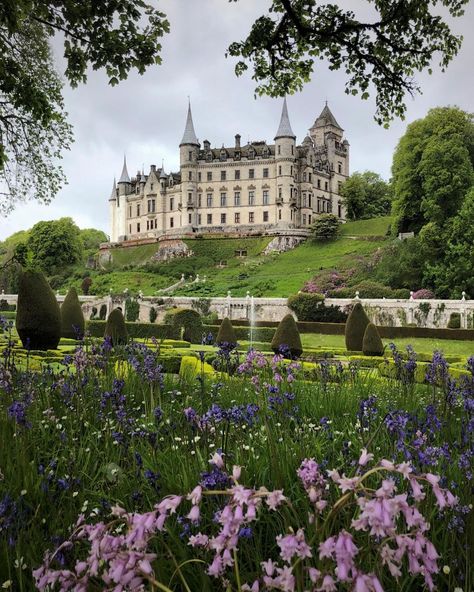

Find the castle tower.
[
  {"left": 309, "top": 102, "right": 343, "bottom": 146},
  {"left": 108, "top": 178, "right": 117, "bottom": 242},
  {"left": 179, "top": 102, "right": 200, "bottom": 229},
  {"left": 274, "top": 98, "right": 297, "bottom": 227},
  {"left": 117, "top": 155, "right": 131, "bottom": 196},
  {"left": 116, "top": 156, "right": 130, "bottom": 239}
]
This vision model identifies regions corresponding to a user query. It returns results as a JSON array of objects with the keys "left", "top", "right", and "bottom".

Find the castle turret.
[
  {"left": 179, "top": 102, "right": 199, "bottom": 229},
  {"left": 274, "top": 98, "right": 297, "bottom": 227},
  {"left": 109, "top": 178, "right": 118, "bottom": 242},
  {"left": 309, "top": 102, "right": 343, "bottom": 146},
  {"left": 118, "top": 155, "right": 131, "bottom": 196}
]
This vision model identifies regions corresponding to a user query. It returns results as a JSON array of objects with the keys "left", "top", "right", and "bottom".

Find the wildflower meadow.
[{"left": 0, "top": 318, "right": 473, "bottom": 591}]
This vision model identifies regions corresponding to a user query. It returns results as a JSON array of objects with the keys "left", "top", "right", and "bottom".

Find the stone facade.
[{"left": 108, "top": 100, "right": 350, "bottom": 244}]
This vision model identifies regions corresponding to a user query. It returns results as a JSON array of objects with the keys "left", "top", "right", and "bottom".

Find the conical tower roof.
[
  {"left": 314, "top": 103, "right": 343, "bottom": 130},
  {"left": 180, "top": 102, "right": 199, "bottom": 146},
  {"left": 109, "top": 178, "right": 117, "bottom": 201},
  {"left": 118, "top": 156, "right": 130, "bottom": 183},
  {"left": 274, "top": 98, "right": 295, "bottom": 139},
  {"left": 160, "top": 161, "right": 167, "bottom": 179}
]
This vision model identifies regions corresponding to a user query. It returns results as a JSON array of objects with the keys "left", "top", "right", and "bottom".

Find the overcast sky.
[{"left": 1, "top": 0, "right": 472, "bottom": 240}]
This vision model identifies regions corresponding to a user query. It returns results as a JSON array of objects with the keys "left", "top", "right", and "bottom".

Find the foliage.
[
  {"left": 412, "top": 289, "right": 435, "bottom": 299},
  {"left": 0, "top": 1, "right": 169, "bottom": 210},
  {"left": 228, "top": 1, "right": 467, "bottom": 125},
  {"left": 329, "top": 280, "right": 409, "bottom": 299},
  {"left": 149, "top": 307, "right": 158, "bottom": 323},
  {"left": 99, "top": 304, "right": 107, "bottom": 321},
  {"left": 79, "top": 228, "right": 107, "bottom": 252},
  {"left": 271, "top": 313, "right": 303, "bottom": 358},
  {"left": 104, "top": 308, "right": 128, "bottom": 346},
  {"left": 310, "top": 214, "right": 341, "bottom": 242},
  {"left": 447, "top": 313, "right": 461, "bottom": 329},
  {"left": 345, "top": 302, "right": 370, "bottom": 351},
  {"left": 392, "top": 107, "right": 474, "bottom": 234},
  {"left": 287, "top": 292, "right": 324, "bottom": 321},
  {"left": 216, "top": 317, "right": 237, "bottom": 345},
  {"left": 27, "top": 218, "right": 83, "bottom": 275},
  {"left": 15, "top": 269, "right": 61, "bottom": 350},
  {"left": 362, "top": 322, "right": 384, "bottom": 356},
  {"left": 60, "top": 287, "right": 85, "bottom": 339},
  {"left": 341, "top": 171, "right": 393, "bottom": 220},
  {"left": 374, "top": 238, "right": 425, "bottom": 291},
  {"left": 125, "top": 298, "right": 140, "bottom": 322},
  {"left": 81, "top": 276, "right": 92, "bottom": 295},
  {"left": 164, "top": 308, "right": 203, "bottom": 343}
]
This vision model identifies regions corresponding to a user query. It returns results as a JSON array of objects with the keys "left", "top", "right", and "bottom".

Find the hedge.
[
  {"left": 377, "top": 326, "right": 474, "bottom": 341},
  {"left": 179, "top": 355, "right": 216, "bottom": 378},
  {"left": 378, "top": 360, "right": 470, "bottom": 383},
  {"left": 87, "top": 321, "right": 180, "bottom": 340},
  {"left": 203, "top": 324, "right": 276, "bottom": 343}
]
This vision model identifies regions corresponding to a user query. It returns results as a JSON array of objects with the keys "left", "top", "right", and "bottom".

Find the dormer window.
[
  {"left": 206, "top": 151, "right": 212, "bottom": 162},
  {"left": 262, "top": 147, "right": 269, "bottom": 158},
  {"left": 220, "top": 149, "right": 227, "bottom": 161},
  {"left": 248, "top": 148, "right": 255, "bottom": 159}
]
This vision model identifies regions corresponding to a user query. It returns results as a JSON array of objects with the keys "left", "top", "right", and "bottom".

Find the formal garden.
[{"left": 0, "top": 270, "right": 472, "bottom": 591}]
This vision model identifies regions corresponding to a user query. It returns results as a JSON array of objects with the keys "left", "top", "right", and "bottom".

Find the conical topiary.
[
  {"left": 16, "top": 269, "right": 61, "bottom": 350},
  {"left": 104, "top": 308, "right": 128, "bottom": 346},
  {"left": 216, "top": 317, "right": 237, "bottom": 345},
  {"left": 271, "top": 314, "right": 302, "bottom": 358},
  {"left": 362, "top": 323, "right": 384, "bottom": 356},
  {"left": 60, "top": 287, "right": 85, "bottom": 339},
  {"left": 345, "top": 302, "right": 370, "bottom": 351}
]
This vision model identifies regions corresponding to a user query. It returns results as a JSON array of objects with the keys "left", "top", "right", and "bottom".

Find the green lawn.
[
  {"left": 340, "top": 216, "right": 394, "bottom": 236},
  {"left": 301, "top": 333, "right": 474, "bottom": 357}
]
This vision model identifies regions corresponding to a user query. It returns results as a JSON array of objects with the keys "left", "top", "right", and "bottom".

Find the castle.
[{"left": 108, "top": 100, "right": 349, "bottom": 243}]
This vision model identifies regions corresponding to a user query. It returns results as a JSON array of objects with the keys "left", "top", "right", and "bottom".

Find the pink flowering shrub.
[
  {"left": 34, "top": 451, "right": 456, "bottom": 592},
  {"left": 412, "top": 289, "right": 435, "bottom": 299}
]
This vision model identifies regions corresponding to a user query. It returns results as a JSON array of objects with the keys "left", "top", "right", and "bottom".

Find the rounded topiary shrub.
[
  {"left": 99, "top": 304, "right": 107, "bottom": 320},
  {"left": 60, "top": 287, "right": 85, "bottom": 339},
  {"left": 447, "top": 313, "right": 461, "bottom": 329},
  {"left": 362, "top": 323, "right": 384, "bottom": 356},
  {"left": 164, "top": 308, "right": 203, "bottom": 343},
  {"left": 271, "top": 314, "right": 303, "bottom": 359},
  {"left": 216, "top": 317, "right": 237, "bottom": 345},
  {"left": 345, "top": 302, "right": 370, "bottom": 351},
  {"left": 149, "top": 307, "right": 158, "bottom": 323},
  {"left": 287, "top": 292, "right": 325, "bottom": 321},
  {"left": 104, "top": 308, "right": 128, "bottom": 346},
  {"left": 16, "top": 270, "right": 61, "bottom": 350}
]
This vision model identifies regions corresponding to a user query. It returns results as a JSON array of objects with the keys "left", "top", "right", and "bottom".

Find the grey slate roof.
[
  {"left": 118, "top": 156, "right": 130, "bottom": 183},
  {"left": 314, "top": 104, "right": 343, "bottom": 130},
  {"left": 180, "top": 103, "right": 199, "bottom": 146},
  {"left": 109, "top": 178, "right": 117, "bottom": 201},
  {"left": 274, "top": 98, "right": 296, "bottom": 139}
]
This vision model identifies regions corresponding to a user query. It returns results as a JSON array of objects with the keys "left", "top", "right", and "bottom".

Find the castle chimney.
[
  {"left": 150, "top": 164, "right": 156, "bottom": 172},
  {"left": 235, "top": 134, "right": 241, "bottom": 149},
  {"left": 203, "top": 139, "right": 210, "bottom": 150}
]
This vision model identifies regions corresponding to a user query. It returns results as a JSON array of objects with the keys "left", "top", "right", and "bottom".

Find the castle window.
[
  {"left": 188, "top": 171, "right": 192, "bottom": 181},
  {"left": 220, "top": 150, "right": 227, "bottom": 161},
  {"left": 248, "top": 191, "right": 255, "bottom": 205},
  {"left": 188, "top": 151, "right": 193, "bottom": 161},
  {"left": 278, "top": 145, "right": 281, "bottom": 155},
  {"left": 188, "top": 213, "right": 192, "bottom": 224},
  {"left": 338, "top": 203, "right": 342, "bottom": 218},
  {"left": 170, "top": 217, "right": 174, "bottom": 228},
  {"left": 129, "top": 224, "right": 131, "bottom": 233},
  {"left": 129, "top": 206, "right": 132, "bottom": 217},
  {"left": 291, "top": 145, "right": 294, "bottom": 155},
  {"left": 278, "top": 209, "right": 282, "bottom": 220},
  {"left": 263, "top": 190, "right": 269, "bottom": 205},
  {"left": 150, "top": 183, "right": 154, "bottom": 190},
  {"left": 235, "top": 170, "right": 240, "bottom": 180},
  {"left": 249, "top": 211, "right": 254, "bottom": 223},
  {"left": 303, "top": 193, "right": 307, "bottom": 207},
  {"left": 198, "top": 172, "right": 202, "bottom": 182},
  {"left": 198, "top": 193, "right": 202, "bottom": 207},
  {"left": 221, "top": 213, "right": 226, "bottom": 224},
  {"left": 188, "top": 192, "right": 193, "bottom": 202},
  {"left": 309, "top": 172, "right": 312, "bottom": 183},
  {"left": 303, "top": 172, "right": 307, "bottom": 182},
  {"left": 136, "top": 204, "right": 141, "bottom": 217},
  {"left": 303, "top": 214, "right": 307, "bottom": 225},
  {"left": 248, "top": 148, "right": 255, "bottom": 159},
  {"left": 207, "top": 193, "right": 213, "bottom": 207},
  {"left": 147, "top": 199, "right": 155, "bottom": 213},
  {"left": 198, "top": 214, "right": 202, "bottom": 224},
  {"left": 278, "top": 165, "right": 282, "bottom": 175},
  {"left": 234, "top": 191, "right": 241, "bottom": 206},
  {"left": 325, "top": 181, "right": 328, "bottom": 191},
  {"left": 146, "top": 220, "right": 149, "bottom": 230},
  {"left": 221, "top": 170, "right": 226, "bottom": 181},
  {"left": 338, "top": 181, "right": 342, "bottom": 193},
  {"left": 263, "top": 168, "right": 269, "bottom": 178},
  {"left": 137, "top": 222, "right": 141, "bottom": 232},
  {"left": 308, "top": 194, "right": 312, "bottom": 208},
  {"left": 206, "top": 152, "right": 212, "bottom": 162},
  {"left": 263, "top": 211, "right": 269, "bottom": 222},
  {"left": 235, "top": 212, "right": 240, "bottom": 223},
  {"left": 290, "top": 166, "right": 293, "bottom": 176},
  {"left": 207, "top": 171, "right": 212, "bottom": 181},
  {"left": 317, "top": 200, "right": 321, "bottom": 213},
  {"left": 170, "top": 198, "right": 174, "bottom": 210},
  {"left": 278, "top": 187, "right": 282, "bottom": 199},
  {"left": 136, "top": 185, "right": 139, "bottom": 194},
  {"left": 207, "top": 213, "right": 212, "bottom": 224},
  {"left": 220, "top": 192, "right": 227, "bottom": 206},
  {"left": 338, "top": 162, "right": 342, "bottom": 174},
  {"left": 262, "top": 147, "right": 269, "bottom": 157},
  {"left": 249, "top": 168, "right": 255, "bottom": 180},
  {"left": 154, "top": 219, "right": 158, "bottom": 229}
]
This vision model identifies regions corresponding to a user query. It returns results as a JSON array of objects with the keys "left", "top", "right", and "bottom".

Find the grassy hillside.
[{"left": 340, "top": 216, "right": 393, "bottom": 236}]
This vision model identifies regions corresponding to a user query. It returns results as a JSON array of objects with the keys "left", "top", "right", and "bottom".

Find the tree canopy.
[
  {"left": 310, "top": 213, "right": 341, "bottom": 242},
  {"left": 340, "top": 171, "right": 392, "bottom": 221}
]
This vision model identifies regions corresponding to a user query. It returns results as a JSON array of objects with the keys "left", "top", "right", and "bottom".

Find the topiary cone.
[
  {"left": 271, "top": 314, "right": 302, "bottom": 359},
  {"left": 16, "top": 269, "right": 61, "bottom": 350},
  {"left": 345, "top": 302, "right": 370, "bottom": 351},
  {"left": 216, "top": 317, "right": 237, "bottom": 345},
  {"left": 104, "top": 308, "right": 128, "bottom": 346},
  {"left": 60, "top": 287, "right": 85, "bottom": 339},
  {"left": 362, "top": 323, "right": 384, "bottom": 356}
]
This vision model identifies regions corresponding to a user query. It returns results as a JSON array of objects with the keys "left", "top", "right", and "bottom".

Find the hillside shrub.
[
  {"left": 99, "top": 304, "right": 107, "bottom": 320},
  {"left": 81, "top": 276, "right": 92, "bottom": 295},
  {"left": 271, "top": 314, "right": 302, "bottom": 358},
  {"left": 345, "top": 302, "right": 370, "bottom": 351},
  {"left": 412, "top": 289, "right": 435, "bottom": 299},
  {"left": 104, "top": 309, "right": 128, "bottom": 346},
  {"left": 287, "top": 292, "right": 325, "bottom": 321},
  {"left": 329, "top": 281, "right": 410, "bottom": 299},
  {"left": 60, "top": 287, "right": 85, "bottom": 339},
  {"left": 216, "top": 317, "right": 237, "bottom": 345},
  {"left": 16, "top": 270, "right": 61, "bottom": 350},
  {"left": 362, "top": 323, "right": 384, "bottom": 356},
  {"left": 164, "top": 308, "right": 203, "bottom": 343},
  {"left": 149, "top": 307, "right": 158, "bottom": 323},
  {"left": 125, "top": 298, "right": 140, "bottom": 322},
  {"left": 310, "top": 214, "right": 341, "bottom": 242},
  {"left": 447, "top": 313, "right": 461, "bottom": 329}
]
